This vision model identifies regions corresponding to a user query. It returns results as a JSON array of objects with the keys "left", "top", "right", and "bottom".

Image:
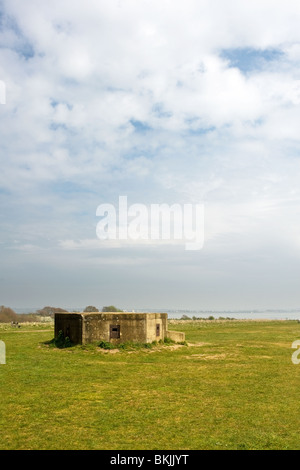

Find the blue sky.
[
  {"left": 221, "top": 47, "right": 285, "bottom": 73},
  {"left": 1, "top": 0, "right": 300, "bottom": 311}
]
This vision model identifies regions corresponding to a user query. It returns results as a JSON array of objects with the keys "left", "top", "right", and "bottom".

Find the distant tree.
[
  {"left": 16, "top": 313, "right": 39, "bottom": 323},
  {"left": 36, "top": 306, "right": 68, "bottom": 317},
  {"left": 102, "top": 305, "right": 123, "bottom": 312},
  {"left": 83, "top": 306, "right": 99, "bottom": 312},
  {"left": 0, "top": 306, "right": 18, "bottom": 323}
]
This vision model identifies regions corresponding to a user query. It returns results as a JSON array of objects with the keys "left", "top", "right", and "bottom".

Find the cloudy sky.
[{"left": 1, "top": 0, "right": 300, "bottom": 311}]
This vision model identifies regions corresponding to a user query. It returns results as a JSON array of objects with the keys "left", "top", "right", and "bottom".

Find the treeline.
[
  {"left": 179, "top": 314, "right": 236, "bottom": 321},
  {"left": 83, "top": 305, "right": 123, "bottom": 312},
  {"left": 0, "top": 305, "right": 124, "bottom": 322},
  {"left": 0, "top": 305, "right": 67, "bottom": 323},
  {"left": 0, "top": 306, "right": 18, "bottom": 323},
  {"left": 0, "top": 305, "right": 58, "bottom": 323}
]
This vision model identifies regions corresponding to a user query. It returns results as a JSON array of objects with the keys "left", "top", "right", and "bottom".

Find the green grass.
[{"left": 0, "top": 320, "right": 299, "bottom": 450}]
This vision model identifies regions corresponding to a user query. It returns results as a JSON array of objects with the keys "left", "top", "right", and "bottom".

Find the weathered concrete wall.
[
  {"left": 82, "top": 313, "right": 148, "bottom": 344},
  {"left": 55, "top": 313, "right": 83, "bottom": 344},
  {"left": 166, "top": 330, "right": 186, "bottom": 343},
  {"left": 54, "top": 312, "right": 185, "bottom": 345},
  {"left": 146, "top": 313, "right": 168, "bottom": 343}
]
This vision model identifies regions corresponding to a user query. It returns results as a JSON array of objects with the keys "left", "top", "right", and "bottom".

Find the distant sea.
[
  {"left": 165, "top": 310, "right": 300, "bottom": 320},
  {"left": 137, "top": 309, "right": 300, "bottom": 320},
  {"left": 13, "top": 307, "right": 300, "bottom": 320}
]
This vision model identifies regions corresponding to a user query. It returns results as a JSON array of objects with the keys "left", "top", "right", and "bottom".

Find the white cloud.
[{"left": 1, "top": 0, "right": 300, "bottom": 308}]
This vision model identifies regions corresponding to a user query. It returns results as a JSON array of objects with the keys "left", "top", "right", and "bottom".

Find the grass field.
[{"left": 0, "top": 320, "right": 299, "bottom": 450}]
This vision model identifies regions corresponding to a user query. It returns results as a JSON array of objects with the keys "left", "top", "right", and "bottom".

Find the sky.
[{"left": 1, "top": 0, "right": 300, "bottom": 311}]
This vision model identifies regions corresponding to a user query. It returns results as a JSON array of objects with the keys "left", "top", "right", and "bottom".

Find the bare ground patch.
[{"left": 186, "top": 353, "right": 228, "bottom": 360}]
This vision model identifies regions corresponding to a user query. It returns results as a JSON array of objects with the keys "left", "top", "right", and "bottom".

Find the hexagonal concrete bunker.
[{"left": 54, "top": 312, "right": 185, "bottom": 345}]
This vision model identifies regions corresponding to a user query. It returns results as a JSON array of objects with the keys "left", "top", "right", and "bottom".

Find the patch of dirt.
[
  {"left": 162, "top": 344, "right": 184, "bottom": 350},
  {"left": 186, "top": 353, "right": 227, "bottom": 360},
  {"left": 96, "top": 348, "right": 120, "bottom": 354}
]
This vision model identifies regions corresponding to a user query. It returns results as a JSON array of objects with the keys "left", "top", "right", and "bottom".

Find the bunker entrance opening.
[{"left": 110, "top": 325, "right": 120, "bottom": 339}]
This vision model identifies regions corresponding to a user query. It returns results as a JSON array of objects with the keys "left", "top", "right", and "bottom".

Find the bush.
[
  {"left": 84, "top": 306, "right": 99, "bottom": 312},
  {"left": 50, "top": 330, "right": 73, "bottom": 349},
  {"left": 64, "top": 336, "right": 72, "bottom": 348},
  {"left": 118, "top": 341, "right": 155, "bottom": 350},
  {"left": 0, "top": 306, "right": 18, "bottom": 323},
  {"left": 36, "top": 306, "right": 68, "bottom": 317},
  {"left": 98, "top": 341, "right": 117, "bottom": 350},
  {"left": 99, "top": 340, "right": 158, "bottom": 351},
  {"left": 119, "top": 341, "right": 141, "bottom": 350},
  {"left": 101, "top": 306, "right": 123, "bottom": 312},
  {"left": 163, "top": 337, "right": 176, "bottom": 344}
]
